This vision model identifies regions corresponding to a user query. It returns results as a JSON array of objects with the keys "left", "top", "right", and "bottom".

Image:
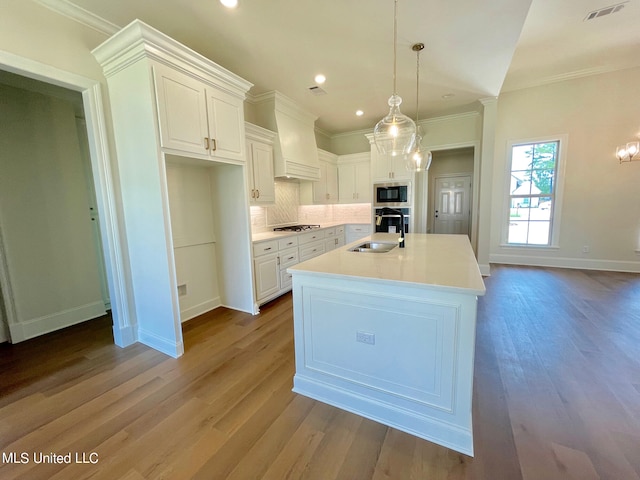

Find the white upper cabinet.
[
  {"left": 370, "top": 145, "right": 413, "bottom": 182},
  {"left": 338, "top": 152, "right": 371, "bottom": 203},
  {"left": 300, "top": 149, "right": 338, "bottom": 205},
  {"left": 245, "top": 123, "right": 276, "bottom": 205},
  {"left": 365, "top": 134, "right": 413, "bottom": 182},
  {"left": 154, "top": 63, "right": 245, "bottom": 162}
]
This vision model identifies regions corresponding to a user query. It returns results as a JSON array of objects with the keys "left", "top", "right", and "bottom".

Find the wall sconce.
[{"left": 616, "top": 141, "right": 640, "bottom": 163}]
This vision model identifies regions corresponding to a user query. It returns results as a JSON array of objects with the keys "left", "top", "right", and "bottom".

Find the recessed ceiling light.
[
  {"left": 314, "top": 74, "right": 326, "bottom": 85},
  {"left": 356, "top": 110, "right": 364, "bottom": 116},
  {"left": 220, "top": 0, "right": 238, "bottom": 8}
]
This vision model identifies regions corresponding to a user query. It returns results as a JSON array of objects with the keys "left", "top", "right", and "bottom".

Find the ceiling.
[{"left": 39, "top": 0, "right": 640, "bottom": 135}]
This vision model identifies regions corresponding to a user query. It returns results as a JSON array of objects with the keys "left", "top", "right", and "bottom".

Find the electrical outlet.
[
  {"left": 582, "top": 245, "right": 590, "bottom": 253},
  {"left": 177, "top": 284, "right": 187, "bottom": 296},
  {"left": 356, "top": 331, "right": 375, "bottom": 345}
]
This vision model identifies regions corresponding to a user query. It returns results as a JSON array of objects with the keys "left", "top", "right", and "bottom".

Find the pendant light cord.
[
  {"left": 392, "top": 0, "right": 398, "bottom": 95},
  {"left": 411, "top": 42, "right": 424, "bottom": 127},
  {"left": 415, "top": 46, "right": 420, "bottom": 123}
]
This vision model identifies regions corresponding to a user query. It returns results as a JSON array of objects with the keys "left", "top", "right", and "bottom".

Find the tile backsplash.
[{"left": 250, "top": 180, "right": 371, "bottom": 234}]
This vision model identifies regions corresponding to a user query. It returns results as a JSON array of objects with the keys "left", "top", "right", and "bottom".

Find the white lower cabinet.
[
  {"left": 253, "top": 226, "right": 346, "bottom": 306},
  {"left": 253, "top": 236, "right": 301, "bottom": 305},
  {"left": 325, "top": 226, "right": 346, "bottom": 251},
  {"left": 346, "top": 224, "right": 371, "bottom": 244},
  {"left": 298, "top": 229, "right": 327, "bottom": 262},
  {"left": 253, "top": 239, "right": 280, "bottom": 302}
]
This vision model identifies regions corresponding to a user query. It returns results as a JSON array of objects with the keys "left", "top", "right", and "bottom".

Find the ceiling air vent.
[
  {"left": 308, "top": 85, "right": 327, "bottom": 96},
  {"left": 585, "top": 2, "right": 627, "bottom": 20}
]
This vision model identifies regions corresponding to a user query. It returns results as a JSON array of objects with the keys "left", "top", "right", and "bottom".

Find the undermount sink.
[{"left": 349, "top": 241, "right": 397, "bottom": 253}]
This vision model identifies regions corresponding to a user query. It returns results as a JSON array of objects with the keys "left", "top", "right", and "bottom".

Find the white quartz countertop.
[
  {"left": 288, "top": 233, "right": 486, "bottom": 295},
  {"left": 252, "top": 222, "right": 368, "bottom": 243}
]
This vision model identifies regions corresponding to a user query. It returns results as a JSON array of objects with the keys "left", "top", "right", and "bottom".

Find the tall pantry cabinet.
[{"left": 93, "top": 20, "right": 254, "bottom": 357}]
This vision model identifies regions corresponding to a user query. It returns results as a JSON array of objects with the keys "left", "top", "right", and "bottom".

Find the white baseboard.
[
  {"left": 137, "top": 328, "right": 184, "bottom": 358},
  {"left": 8, "top": 301, "right": 107, "bottom": 343},
  {"left": 478, "top": 264, "right": 491, "bottom": 276},
  {"left": 489, "top": 253, "right": 640, "bottom": 273},
  {"left": 180, "top": 297, "right": 221, "bottom": 323},
  {"left": 112, "top": 323, "right": 136, "bottom": 347},
  {"left": 293, "top": 374, "right": 474, "bottom": 456}
]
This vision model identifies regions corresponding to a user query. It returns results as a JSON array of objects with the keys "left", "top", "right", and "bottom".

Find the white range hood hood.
[{"left": 251, "top": 91, "right": 320, "bottom": 181}]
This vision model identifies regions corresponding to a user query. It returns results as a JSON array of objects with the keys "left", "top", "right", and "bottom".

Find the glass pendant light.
[
  {"left": 405, "top": 42, "right": 432, "bottom": 172},
  {"left": 373, "top": 0, "right": 416, "bottom": 158}
]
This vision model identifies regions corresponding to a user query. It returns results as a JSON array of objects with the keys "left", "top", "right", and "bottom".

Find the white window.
[{"left": 504, "top": 136, "right": 567, "bottom": 247}]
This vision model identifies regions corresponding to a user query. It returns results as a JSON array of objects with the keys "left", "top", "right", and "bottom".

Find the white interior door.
[{"left": 434, "top": 175, "right": 471, "bottom": 235}]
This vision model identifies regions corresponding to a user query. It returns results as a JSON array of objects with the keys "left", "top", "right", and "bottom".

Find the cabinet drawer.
[
  {"left": 280, "top": 269, "right": 293, "bottom": 290},
  {"left": 300, "top": 240, "right": 326, "bottom": 261},
  {"left": 278, "top": 236, "right": 298, "bottom": 250},
  {"left": 253, "top": 239, "right": 279, "bottom": 257},
  {"left": 346, "top": 224, "right": 371, "bottom": 235},
  {"left": 279, "top": 247, "right": 299, "bottom": 269},
  {"left": 325, "top": 227, "right": 336, "bottom": 237},
  {"left": 298, "top": 230, "right": 325, "bottom": 245},
  {"left": 335, "top": 225, "right": 345, "bottom": 235}
]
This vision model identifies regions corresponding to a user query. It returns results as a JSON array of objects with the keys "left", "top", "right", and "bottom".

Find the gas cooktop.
[{"left": 273, "top": 224, "right": 320, "bottom": 232}]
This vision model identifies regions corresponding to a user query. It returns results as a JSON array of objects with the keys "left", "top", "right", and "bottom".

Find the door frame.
[
  {"left": 417, "top": 141, "right": 480, "bottom": 254},
  {"left": 432, "top": 173, "right": 473, "bottom": 236},
  {"left": 0, "top": 50, "right": 134, "bottom": 347}
]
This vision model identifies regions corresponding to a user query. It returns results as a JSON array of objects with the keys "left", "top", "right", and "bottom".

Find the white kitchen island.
[{"left": 288, "top": 233, "right": 486, "bottom": 456}]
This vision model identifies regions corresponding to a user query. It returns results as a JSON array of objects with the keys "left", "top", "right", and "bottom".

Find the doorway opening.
[
  {"left": 414, "top": 145, "right": 479, "bottom": 252},
  {"left": 0, "top": 70, "right": 109, "bottom": 343},
  {"left": 0, "top": 51, "right": 129, "bottom": 348}
]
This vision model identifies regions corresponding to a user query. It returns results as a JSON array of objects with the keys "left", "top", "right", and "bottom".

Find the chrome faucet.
[{"left": 376, "top": 207, "right": 405, "bottom": 248}]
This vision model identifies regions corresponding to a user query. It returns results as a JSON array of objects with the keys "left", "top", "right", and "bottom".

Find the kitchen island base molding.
[
  {"left": 293, "top": 375, "right": 474, "bottom": 456},
  {"left": 290, "top": 278, "right": 480, "bottom": 456},
  {"left": 289, "top": 234, "right": 485, "bottom": 456}
]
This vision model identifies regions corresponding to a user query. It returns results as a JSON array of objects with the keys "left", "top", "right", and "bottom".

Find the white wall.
[
  {"left": 0, "top": 84, "right": 105, "bottom": 342},
  {"left": 491, "top": 67, "right": 640, "bottom": 272},
  {"left": 0, "top": 1, "right": 108, "bottom": 80},
  {"left": 165, "top": 162, "right": 221, "bottom": 321}
]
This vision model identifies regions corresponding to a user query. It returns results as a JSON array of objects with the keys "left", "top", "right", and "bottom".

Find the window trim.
[{"left": 501, "top": 134, "right": 568, "bottom": 248}]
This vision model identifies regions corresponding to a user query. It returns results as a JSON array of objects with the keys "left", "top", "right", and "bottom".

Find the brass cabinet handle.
[
  {"left": 204, "top": 137, "right": 210, "bottom": 150},
  {"left": 256, "top": 189, "right": 260, "bottom": 198},
  {"left": 211, "top": 138, "right": 217, "bottom": 151}
]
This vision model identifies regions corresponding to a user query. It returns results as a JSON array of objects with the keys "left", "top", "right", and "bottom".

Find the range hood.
[{"left": 251, "top": 91, "right": 320, "bottom": 181}]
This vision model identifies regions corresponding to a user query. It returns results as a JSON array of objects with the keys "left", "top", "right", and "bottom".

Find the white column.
[{"left": 477, "top": 97, "right": 498, "bottom": 276}]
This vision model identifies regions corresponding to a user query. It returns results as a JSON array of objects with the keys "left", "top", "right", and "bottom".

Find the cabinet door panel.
[
  {"left": 154, "top": 65, "right": 209, "bottom": 155},
  {"left": 371, "top": 148, "right": 391, "bottom": 181},
  {"left": 354, "top": 162, "right": 371, "bottom": 202},
  {"left": 251, "top": 142, "right": 275, "bottom": 203},
  {"left": 325, "top": 163, "right": 338, "bottom": 202},
  {"left": 207, "top": 89, "right": 245, "bottom": 162},
  {"left": 313, "top": 161, "right": 327, "bottom": 204},
  {"left": 254, "top": 253, "right": 279, "bottom": 300},
  {"left": 338, "top": 164, "right": 354, "bottom": 203}
]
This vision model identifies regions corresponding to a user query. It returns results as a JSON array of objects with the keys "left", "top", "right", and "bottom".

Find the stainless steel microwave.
[{"left": 373, "top": 182, "right": 411, "bottom": 207}]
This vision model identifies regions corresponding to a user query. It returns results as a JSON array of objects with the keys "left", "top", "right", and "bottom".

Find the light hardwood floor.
[{"left": 1, "top": 264, "right": 639, "bottom": 479}]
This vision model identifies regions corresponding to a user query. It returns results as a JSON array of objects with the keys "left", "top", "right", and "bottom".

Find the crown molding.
[
  {"left": 34, "top": 0, "right": 120, "bottom": 36},
  {"left": 92, "top": 19, "right": 252, "bottom": 95},
  {"left": 502, "top": 64, "right": 640, "bottom": 93}
]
